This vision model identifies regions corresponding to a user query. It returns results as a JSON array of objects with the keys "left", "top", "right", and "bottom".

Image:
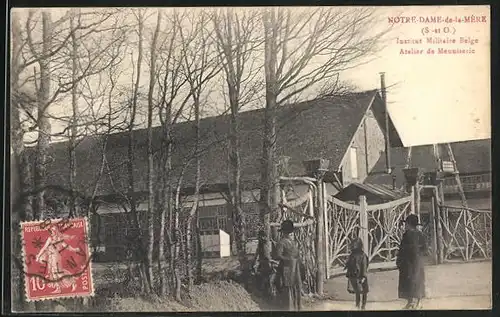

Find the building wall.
[
  {"left": 419, "top": 196, "right": 492, "bottom": 213},
  {"left": 93, "top": 183, "right": 317, "bottom": 242},
  {"left": 342, "top": 108, "right": 386, "bottom": 186},
  {"left": 445, "top": 197, "right": 492, "bottom": 210},
  {"left": 324, "top": 182, "right": 340, "bottom": 197}
]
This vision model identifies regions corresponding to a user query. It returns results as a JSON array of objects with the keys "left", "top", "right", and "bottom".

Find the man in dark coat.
[
  {"left": 275, "top": 220, "right": 302, "bottom": 311},
  {"left": 397, "top": 214, "right": 427, "bottom": 309}
]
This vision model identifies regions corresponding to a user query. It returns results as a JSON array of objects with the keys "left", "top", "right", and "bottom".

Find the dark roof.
[
  {"left": 366, "top": 139, "right": 491, "bottom": 188},
  {"left": 40, "top": 90, "right": 401, "bottom": 197},
  {"left": 335, "top": 182, "right": 407, "bottom": 202}
]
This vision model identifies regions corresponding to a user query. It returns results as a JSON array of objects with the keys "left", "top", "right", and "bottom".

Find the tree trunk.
[
  {"left": 146, "top": 10, "right": 161, "bottom": 294},
  {"left": 228, "top": 84, "right": 247, "bottom": 268},
  {"left": 128, "top": 10, "right": 151, "bottom": 294},
  {"left": 11, "top": 11, "right": 34, "bottom": 311},
  {"left": 34, "top": 11, "right": 53, "bottom": 222},
  {"left": 32, "top": 11, "right": 54, "bottom": 312},
  {"left": 69, "top": 10, "right": 80, "bottom": 219},
  {"left": 195, "top": 207, "right": 203, "bottom": 283},
  {"left": 159, "top": 109, "right": 173, "bottom": 296},
  {"left": 260, "top": 10, "right": 279, "bottom": 240},
  {"left": 168, "top": 186, "right": 176, "bottom": 293},
  {"left": 69, "top": 12, "right": 84, "bottom": 305},
  {"left": 174, "top": 180, "right": 183, "bottom": 301},
  {"left": 186, "top": 95, "right": 202, "bottom": 290},
  {"left": 11, "top": 14, "right": 33, "bottom": 223},
  {"left": 226, "top": 14, "right": 247, "bottom": 267},
  {"left": 212, "top": 10, "right": 251, "bottom": 269}
]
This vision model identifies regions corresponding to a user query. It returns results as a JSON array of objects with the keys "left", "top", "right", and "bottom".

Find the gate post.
[
  {"left": 323, "top": 182, "right": 330, "bottom": 279},
  {"left": 410, "top": 185, "right": 416, "bottom": 215},
  {"left": 415, "top": 184, "right": 421, "bottom": 221},
  {"left": 315, "top": 181, "right": 325, "bottom": 295},
  {"left": 430, "top": 195, "right": 438, "bottom": 264},
  {"left": 434, "top": 189, "right": 445, "bottom": 264},
  {"left": 359, "top": 195, "right": 369, "bottom": 258}
]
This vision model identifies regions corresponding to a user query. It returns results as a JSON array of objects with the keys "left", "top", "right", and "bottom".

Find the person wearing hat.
[
  {"left": 396, "top": 214, "right": 427, "bottom": 309},
  {"left": 275, "top": 220, "right": 302, "bottom": 311}
]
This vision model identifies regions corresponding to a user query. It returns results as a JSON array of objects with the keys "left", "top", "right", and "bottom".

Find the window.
[
  {"left": 350, "top": 147, "right": 358, "bottom": 179},
  {"left": 198, "top": 204, "right": 229, "bottom": 233},
  {"left": 199, "top": 205, "right": 227, "bottom": 218},
  {"left": 199, "top": 217, "right": 219, "bottom": 231},
  {"left": 242, "top": 203, "right": 260, "bottom": 239}
]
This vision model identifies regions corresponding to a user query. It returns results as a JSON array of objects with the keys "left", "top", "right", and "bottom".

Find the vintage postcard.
[{"left": 9, "top": 5, "right": 491, "bottom": 313}]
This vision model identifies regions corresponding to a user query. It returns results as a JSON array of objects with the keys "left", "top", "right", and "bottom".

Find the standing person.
[
  {"left": 275, "top": 220, "right": 302, "bottom": 311},
  {"left": 346, "top": 237, "right": 369, "bottom": 310},
  {"left": 397, "top": 214, "right": 427, "bottom": 309}
]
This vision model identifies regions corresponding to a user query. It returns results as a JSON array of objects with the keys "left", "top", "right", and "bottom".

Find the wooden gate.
[
  {"left": 275, "top": 178, "right": 317, "bottom": 293},
  {"left": 439, "top": 205, "right": 492, "bottom": 261},
  {"left": 326, "top": 197, "right": 360, "bottom": 270},
  {"left": 366, "top": 195, "right": 413, "bottom": 262},
  {"left": 326, "top": 193, "right": 414, "bottom": 277}
]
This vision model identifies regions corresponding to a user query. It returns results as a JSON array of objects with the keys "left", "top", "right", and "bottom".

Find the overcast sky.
[
  {"left": 12, "top": 5, "right": 491, "bottom": 147},
  {"left": 342, "top": 5, "right": 490, "bottom": 146}
]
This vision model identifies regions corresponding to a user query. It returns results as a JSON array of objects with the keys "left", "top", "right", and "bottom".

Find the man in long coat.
[
  {"left": 396, "top": 214, "right": 427, "bottom": 309},
  {"left": 275, "top": 220, "right": 302, "bottom": 311}
]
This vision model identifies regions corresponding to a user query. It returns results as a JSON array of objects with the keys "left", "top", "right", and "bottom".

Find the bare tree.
[
  {"left": 211, "top": 8, "right": 263, "bottom": 271},
  {"left": 260, "top": 7, "right": 390, "bottom": 294},
  {"left": 10, "top": 8, "right": 130, "bottom": 309},
  {"left": 11, "top": 12, "right": 34, "bottom": 222},
  {"left": 146, "top": 8, "right": 162, "bottom": 293},
  {"left": 154, "top": 9, "right": 193, "bottom": 296},
  {"left": 10, "top": 11, "right": 35, "bottom": 312},
  {"left": 177, "top": 9, "right": 222, "bottom": 294},
  {"left": 31, "top": 10, "right": 53, "bottom": 222},
  {"left": 67, "top": 10, "right": 81, "bottom": 218},
  {"left": 12, "top": 8, "right": 126, "bottom": 222},
  {"left": 20, "top": 9, "right": 121, "bottom": 134},
  {"left": 125, "top": 8, "right": 153, "bottom": 294}
]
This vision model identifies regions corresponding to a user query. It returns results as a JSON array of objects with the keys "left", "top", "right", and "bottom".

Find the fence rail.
[
  {"left": 326, "top": 193, "right": 413, "bottom": 277},
  {"left": 439, "top": 205, "right": 492, "bottom": 261}
]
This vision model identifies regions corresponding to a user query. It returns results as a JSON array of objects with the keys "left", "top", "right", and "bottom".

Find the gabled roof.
[
  {"left": 335, "top": 182, "right": 407, "bottom": 202},
  {"left": 365, "top": 139, "right": 491, "bottom": 188},
  {"left": 39, "top": 90, "right": 402, "bottom": 197}
]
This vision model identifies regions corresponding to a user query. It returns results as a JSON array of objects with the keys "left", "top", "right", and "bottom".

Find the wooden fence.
[
  {"left": 439, "top": 205, "right": 492, "bottom": 261},
  {"left": 275, "top": 177, "right": 317, "bottom": 293},
  {"left": 326, "top": 193, "right": 414, "bottom": 277}
]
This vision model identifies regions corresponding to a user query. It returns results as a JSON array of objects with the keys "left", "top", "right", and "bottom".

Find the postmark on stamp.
[{"left": 21, "top": 217, "right": 94, "bottom": 301}]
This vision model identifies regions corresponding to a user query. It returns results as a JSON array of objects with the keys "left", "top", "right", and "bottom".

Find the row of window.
[
  {"left": 93, "top": 203, "right": 263, "bottom": 246},
  {"left": 442, "top": 173, "right": 491, "bottom": 186},
  {"left": 442, "top": 173, "right": 491, "bottom": 193}
]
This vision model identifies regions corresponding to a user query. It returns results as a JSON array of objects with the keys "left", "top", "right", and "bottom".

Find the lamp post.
[
  {"left": 403, "top": 167, "right": 422, "bottom": 219},
  {"left": 303, "top": 158, "right": 330, "bottom": 295},
  {"left": 425, "top": 170, "right": 446, "bottom": 264}
]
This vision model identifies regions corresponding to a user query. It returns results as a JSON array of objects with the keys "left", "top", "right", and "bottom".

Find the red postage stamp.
[{"left": 21, "top": 217, "right": 94, "bottom": 301}]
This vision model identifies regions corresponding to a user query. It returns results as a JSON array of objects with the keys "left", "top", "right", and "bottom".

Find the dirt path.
[
  {"left": 306, "top": 261, "right": 492, "bottom": 311},
  {"left": 308, "top": 295, "right": 491, "bottom": 311}
]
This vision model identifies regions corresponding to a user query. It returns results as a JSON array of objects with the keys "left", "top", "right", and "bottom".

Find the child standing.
[{"left": 346, "top": 238, "right": 369, "bottom": 310}]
